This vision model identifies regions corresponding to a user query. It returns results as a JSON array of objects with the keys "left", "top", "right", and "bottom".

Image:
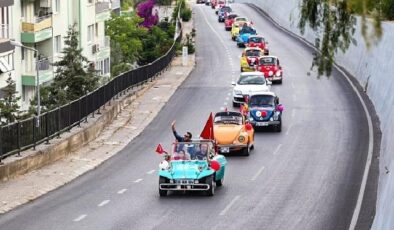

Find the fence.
[{"left": 0, "top": 22, "right": 183, "bottom": 161}]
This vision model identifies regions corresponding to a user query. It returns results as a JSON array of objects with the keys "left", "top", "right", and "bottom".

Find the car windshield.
[
  {"left": 260, "top": 57, "right": 276, "bottom": 66},
  {"left": 249, "top": 37, "right": 264, "bottom": 43},
  {"left": 228, "top": 14, "right": 237, "bottom": 19},
  {"left": 214, "top": 115, "right": 243, "bottom": 125},
  {"left": 221, "top": 7, "right": 232, "bottom": 12},
  {"left": 236, "top": 18, "right": 247, "bottom": 22},
  {"left": 245, "top": 50, "right": 261, "bottom": 57},
  {"left": 238, "top": 75, "right": 266, "bottom": 85},
  {"left": 172, "top": 142, "right": 213, "bottom": 161},
  {"left": 250, "top": 95, "right": 275, "bottom": 107}
]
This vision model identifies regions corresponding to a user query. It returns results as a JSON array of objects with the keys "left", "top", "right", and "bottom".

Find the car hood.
[
  {"left": 250, "top": 106, "right": 274, "bottom": 121},
  {"left": 238, "top": 33, "right": 253, "bottom": 42},
  {"left": 234, "top": 84, "right": 269, "bottom": 94},
  {"left": 214, "top": 124, "right": 243, "bottom": 144},
  {"left": 169, "top": 160, "right": 211, "bottom": 180}
]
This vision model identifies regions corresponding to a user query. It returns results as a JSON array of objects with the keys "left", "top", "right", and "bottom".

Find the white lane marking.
[
  {"left": 225, "top": 97, "right": 229, "bottom": 101},
  {"left": 117, "top": 189, "right": 127, "bottom": 194},
  {"left": 291, "top": 109, "right": 296, "bottom": 118},
  {"left": 251, "top": 166, "right": 265, "bottom": 181},
  {"left": 219, "top": 195, "right": 241, "bottom": 216},
  {"left": 220, "top": 107, "right": 225, "bottom": 111},
  {"left": 147, "top": 170, "right": 155, "bottom": 174},
  {"left": 224, "top": 102, "right": 228, "bottom": 106},
  {"left": 98, "top": 200, "right": 110, "bottom": 207},
  {"left": 273, "top": 144, "right": 282, "bottom": 155},
  {"left": 227, "top": 93, "right": 231, "bottom": 96},
  {"left": 134, "top": 178, "right": 143, "bottom": 183},
  {"left": 286, "top": 124, "right": 293, "bottom": 136},
  {"left": 258, "top": 9, "right": 375, "bottom": 228},
  {"left": 73, "top": 214, "right": 87, "bottom": 222}
]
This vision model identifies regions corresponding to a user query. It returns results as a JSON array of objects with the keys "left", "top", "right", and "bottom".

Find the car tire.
[
  {"left": 206, "top": 175, "right": 215, "bottom": 196},
  {"left": 159, "top": 176, "right": 168, "bottom": 197},
  {"left": 242, "top": 145, "right": 250, "bottom": 156},
  {"left": 232, "top": 36, "right": 235, "bottom": 41},
  {"left": 274, "top": 121, "right": 282, "bottom": 132},
  {"left": 278, "top": 79, "right": 283, "bottom": 84},
  {"left": 240, "top": 67, "right": 244, "bottom": 72},
  {"left": 233, "top": 101, "right": 238, "bottom": 107},
  {"left": 215, "top": 175, "right": 223, "bottom": 187}
]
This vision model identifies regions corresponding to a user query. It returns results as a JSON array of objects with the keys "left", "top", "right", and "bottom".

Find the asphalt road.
[{"left": 0, "top": 3, "right": 371, "bottom": 230}]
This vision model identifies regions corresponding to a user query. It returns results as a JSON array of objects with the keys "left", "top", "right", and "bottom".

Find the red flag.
[
  {"left": 200, "top": 113, "right": 214, "bottom": 140},
  {"left": 155, "top": 144, "right": 165, "bottom": 154}
]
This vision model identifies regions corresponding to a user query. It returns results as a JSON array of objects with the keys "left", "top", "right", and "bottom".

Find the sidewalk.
[{"left": 0, "top": 18, "right": 195, "bottom": 213}]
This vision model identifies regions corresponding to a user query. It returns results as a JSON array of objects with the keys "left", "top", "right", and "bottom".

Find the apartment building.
[
  {"left": 0, "top": 0, "right": 16, "bottom": 97},
  {"left": 0, "top": 0, "right": 111, "bottom": 111}
]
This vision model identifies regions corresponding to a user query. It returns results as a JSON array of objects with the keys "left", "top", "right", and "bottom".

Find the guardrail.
[{"left": 0, "top": 21, "right": 183, "bottom": 161}]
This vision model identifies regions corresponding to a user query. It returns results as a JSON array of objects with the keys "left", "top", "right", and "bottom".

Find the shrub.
[{"left": 181, "top": 8, "right": 192, "bottom": 21}]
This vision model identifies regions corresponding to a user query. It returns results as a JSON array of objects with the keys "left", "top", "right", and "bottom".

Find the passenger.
[
  {"left": 171, "top": 120, "right": 195, "bottom": 155},
  {"left": 194, "top": 143, "right": 209, "bottom": 160}
]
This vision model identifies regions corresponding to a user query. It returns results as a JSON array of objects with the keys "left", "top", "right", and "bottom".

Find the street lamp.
[{"left": 10, "top": 40, "right": 41, "bottom": 128}]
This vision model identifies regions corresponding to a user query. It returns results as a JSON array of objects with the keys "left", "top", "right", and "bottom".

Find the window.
[
  {"left": 95, "top": 23, "right": 98, "bottom": 37},
  {"left": 54, "top": 35, "right": 61, "bottom": 54},
  {"left": 96, "top": 58, "right": 110, "bottom": 76},
  {"left": 54, "top": 0, "right": 60, "bottom": 13},
  {"left": 87, "top": 24, "right": 94, "bottom": 43}
]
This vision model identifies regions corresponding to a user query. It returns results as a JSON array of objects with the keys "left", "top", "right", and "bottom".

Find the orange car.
[{"left": 214, "top": 111, "right": 254, "bottom": 156}]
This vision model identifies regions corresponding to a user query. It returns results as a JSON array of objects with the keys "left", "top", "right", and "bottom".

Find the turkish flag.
[
  {"left": 155, "top": 144, "right": 165, "bottom": 154},
  {"left": 200, "top": 113, "right": 214, "bottom": 140}
]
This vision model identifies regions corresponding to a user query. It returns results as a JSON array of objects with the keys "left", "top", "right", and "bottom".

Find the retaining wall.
[{"left": 236, "top": 0, "right": 394, "bottom": 229}]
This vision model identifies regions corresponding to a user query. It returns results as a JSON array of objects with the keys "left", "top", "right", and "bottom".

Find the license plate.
[
  {"left": 221, "top": 147, "right": 230, "bottom": 153},
  {"left": 256, "top": 122, "right": 269, "bottom": 126}
]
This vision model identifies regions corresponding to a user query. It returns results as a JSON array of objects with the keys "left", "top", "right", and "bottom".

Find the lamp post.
[{"left": 10, "top": 40, "right": 41, "bottom": 127}]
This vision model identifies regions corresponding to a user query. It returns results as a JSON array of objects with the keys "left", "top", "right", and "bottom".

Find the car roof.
[
  {"left": 215, "top": 111, "right": 243, "bottom": 117},
  {"left": 261, "top": 55, "right": 279, "bottom": 59},
  {"left": 235, "top": 17, "right": 248, "bottom": 20},
  {"left": 249, "top": 35, "right": 264, "bottom": 39},
  {"left": 240, "top": 72, "right": 264, "bottom": 77},
  {"left": 249, "top": 91, "right": 277, "bottom": 97},
  {"left": 244, "top": 47, "right": 263, "bottom": 51}
]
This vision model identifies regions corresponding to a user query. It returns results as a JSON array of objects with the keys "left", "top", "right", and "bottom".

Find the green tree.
[
  {"left": 299, "top": 0, "right": 383, "bottom": 76},
  {"left": 0, "top": 76, "right": 20, "bottom": 124},
  {"left": 45, "top": 24, "right": 99, "bottom": 107}
]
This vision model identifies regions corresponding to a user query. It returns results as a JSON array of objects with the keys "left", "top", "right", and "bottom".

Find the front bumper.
[
  {"left": 266, "top": 75, "right": 282, "bottom": 82},
  {"left": 217, "top": 144, "right": 248, "bottom": 153},
  {"left": 160, "top": 182, "right": 210, "bottom": 191},
  {"left": 250, "top": 120, "right": 280, "bottom": 127}
]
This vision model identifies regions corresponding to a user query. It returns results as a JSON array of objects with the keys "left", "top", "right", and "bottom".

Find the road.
[{"left": 0, "top": 3, "right": 370, "bottom": 230}]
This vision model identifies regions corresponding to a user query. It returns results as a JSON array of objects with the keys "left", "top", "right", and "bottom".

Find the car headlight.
[
  {"left": 249, "top": 117, "right": 254, "bottom": 121},
  {"left": 238, "top": 135, "right": 246, "bottom": 142},
  {"left": 269, "top": 71, "right": 273, "bottom": 76},
  {"left": 234, "top": 90, "right": 242, "bottom": 95},
  {"left": 276, "top": 71, "right": 281, "bottom": 77},
  {"left": 269, "top": 117, "right": 274, "bottom": 121}
]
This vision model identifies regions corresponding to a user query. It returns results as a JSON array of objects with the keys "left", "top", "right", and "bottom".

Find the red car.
[
  {"left": 247, "top": 35, "right": 269, "bottom": 55},
  {"left": 224, "top": 13, "right": 238, "bottom": 31},
  {"left": 257, "top": 56, "right": 283, "bottom": 84},
  {"left": 211, "top": 0, "right": 217, "bottom": 8}
]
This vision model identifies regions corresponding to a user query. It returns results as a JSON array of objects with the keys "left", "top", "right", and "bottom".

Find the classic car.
[
  {"left": 236, "top": 25, "right": 257, "bottom": 47},
  {"left": 214, "top": 111, "right": 254, "bottom": 156},
  {"left": 215, "top": 0, "right": 226, "bottom": 14},
  {"left": 257, "top": 56, "right": 283, "bottom": 84},
  {"left": 240, "top": 47, "right": 265, "bottom": 72},
  {"left": 232, "top": 72, "right": 271, "bottom": 106},
  {"left": 158, "top": 140, "right": 227, "bottom": 196},
  {"left": 247, "top": 92, "right": 284, "bottom": 132},
  {"left": 210, "top": 0, "right": 217, "bottom": 8},
  {"left": 247, "top": 35, "right": 269, "bottom": 55},
  {"left": 218, "top": 6, "right": 232, "bottom": 22},
  {"left": 224, "top": 13, "right": 238, "bottom": 31},
  {"left": 231, "top": 17, "right": 249, "bottom": 40}
]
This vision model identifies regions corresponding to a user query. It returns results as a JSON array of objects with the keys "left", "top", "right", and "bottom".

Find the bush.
[
  {"left": 382, "top": 0, "right": 394, "bottom": 20},
  {"left": 181, "top": 8, "right": 192, "bottom": 21}
]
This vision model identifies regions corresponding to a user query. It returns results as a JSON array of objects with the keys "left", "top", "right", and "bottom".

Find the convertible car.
[
  {"left": 236, "top": 25, "right": 257, "bottom": 47},
  {"left": 257, "top": 56, "right": 283, "bottom": 84},
  {"left": 247, "top": 35, "right": 269, "bottom": 55},
  {"left": 224, "top": 13, "right": 238, "bottom": 31},
  {"left": 214, "top": 111, "right": 254, "bottom": 156},
  {"left": 232, "top": 72, "right": 271, "bottom": 106},
  {"left": 240, "top": 47, "right": 265, "bottom": 72},
  {"left": 247, "top": 92, "right": 284, "bottom": 132},
  {"left": 158, "top": 140, "right": 227, "bottom": 196}
]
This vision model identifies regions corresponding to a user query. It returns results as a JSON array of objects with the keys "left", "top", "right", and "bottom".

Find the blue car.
[
  {"left": 218, "top": 6, "right": 232, "bottom": 22},
  {"left": 236, "top": 26, "right": 257, "bottom": 47},
  {"left": 158, "top": 140, "right": 227, "bottom": 196},
  {"left": 247, "top": 92, "right": 284, "bottom": 132}
]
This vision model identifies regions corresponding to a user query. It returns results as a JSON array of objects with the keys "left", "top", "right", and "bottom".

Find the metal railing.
[
  {"left": 0, "top": 24, "right": 11, "bottom": 39},
  {"left": 0, "top": 22, "right": 183, "bottom": 161}
]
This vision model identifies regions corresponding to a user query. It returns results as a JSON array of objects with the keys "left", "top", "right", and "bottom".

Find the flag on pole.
[
  {"left": 155, "top": 144, "right": 165, "bottom": 154},
  {"left": 200, "top": 113, "right": 214, "bottom": 140}
]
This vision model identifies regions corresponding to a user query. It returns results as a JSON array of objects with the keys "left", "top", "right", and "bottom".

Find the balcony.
[
  {"left": 21, "top": 15, "right": 53, "bottom": 43},
  {"left": 22, "top": 57, "right": 54, "bottom": 86},
  {"left": 0, "top": 24, "right": 14, "bottom": 53},
  {"left": 95, "top": 1, "right": 111, "bottom": 22},
  {"left": 91, "top": 36, "right": 110, "bottom": 60},
  {"left": 0, "top": 0, "right": 14, "bottom": 7}
]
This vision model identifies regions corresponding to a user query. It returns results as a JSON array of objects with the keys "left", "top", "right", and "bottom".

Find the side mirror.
[
  {"left": 276, "top": 104, "right": 284, "bottom": 112},
  {"left": 231, "top": 81, "right": 236, "bottom": 86}
]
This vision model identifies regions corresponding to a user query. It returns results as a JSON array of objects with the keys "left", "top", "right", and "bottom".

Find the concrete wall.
[{"left": 236, "top": 0, "right": 394, "bottom": 229}]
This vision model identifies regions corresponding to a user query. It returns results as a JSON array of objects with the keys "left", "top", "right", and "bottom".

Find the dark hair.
[{"left": 186, "top": 132, "right": 192, "bottom": 139}]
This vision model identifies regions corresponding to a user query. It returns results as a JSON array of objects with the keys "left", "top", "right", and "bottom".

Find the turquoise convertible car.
[{"left": 158, "top": 140, "right": 227, "bottom": 196}]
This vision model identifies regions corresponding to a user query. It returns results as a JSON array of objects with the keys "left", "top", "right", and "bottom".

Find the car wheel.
[
  {"left": 232, "top": 36, "right": 235, "bottom": 41},
  {"left": 240, "top": 67, "right": 244, "bottom": 72},
  {"left": 278, "top": 79, "right": 283, "bottom": 84},
  {"left": 233, "top": 101, "right": 238, "bottom": 107},
  {"left": 159, "top": 176, "right": 168, "bottom": 197},
  {"left": 250, "top": 144, "right": 254, "bottom": 150},
  {"left": 242, "top": 145, "right": 250, "bottom": 156},
  {"left": 206, "top": 175, "right": 215, "bottom": 196},
  {"left": 215, "top": 174, "right": 224, "bottom": 187},
  {"left": 274, "top": 121, "right": 282, "bottom": 132}
]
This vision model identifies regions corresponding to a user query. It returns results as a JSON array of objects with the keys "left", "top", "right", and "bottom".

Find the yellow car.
[
  {"left": 240, "top": 47, "right": 264, "bottom": 72},
  {"left": 214, "top": 111, "right": 254, "bottom": 156},
  {"left": 231, "top": 17, "right": 249, "bottom": 40}
]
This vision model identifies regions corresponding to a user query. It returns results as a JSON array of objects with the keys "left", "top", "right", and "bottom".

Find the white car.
[{"left": 232, "top": 72, "right": 271, "bottom": 107}]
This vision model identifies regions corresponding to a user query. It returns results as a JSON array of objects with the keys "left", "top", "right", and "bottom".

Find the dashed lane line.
[
  {"left": 117, "top": 189, "right": 127, "bottom": 194},
  {"left": 219, "top": 195, "right": 241, "bottom": 216},
  {"left": 147, "top": 170, "right": 155, "bottom": 174},
  {"left": 273, "top": 144, "right": 282, "bottom": 155},
  {"left": 98, "top": 200, "right": 110, "bottom": 207},
  {"left": 134, "top": 179, "right": 143, "bottom": 183},
  {"left": 286, "top": 124, "right": 293, "bottom": 136},
  {"left": 73, "top": 214, "right": 87, "bottom": 222},
  {"left": 251, "top": 166, "right": 265, "bottom": 181}
]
